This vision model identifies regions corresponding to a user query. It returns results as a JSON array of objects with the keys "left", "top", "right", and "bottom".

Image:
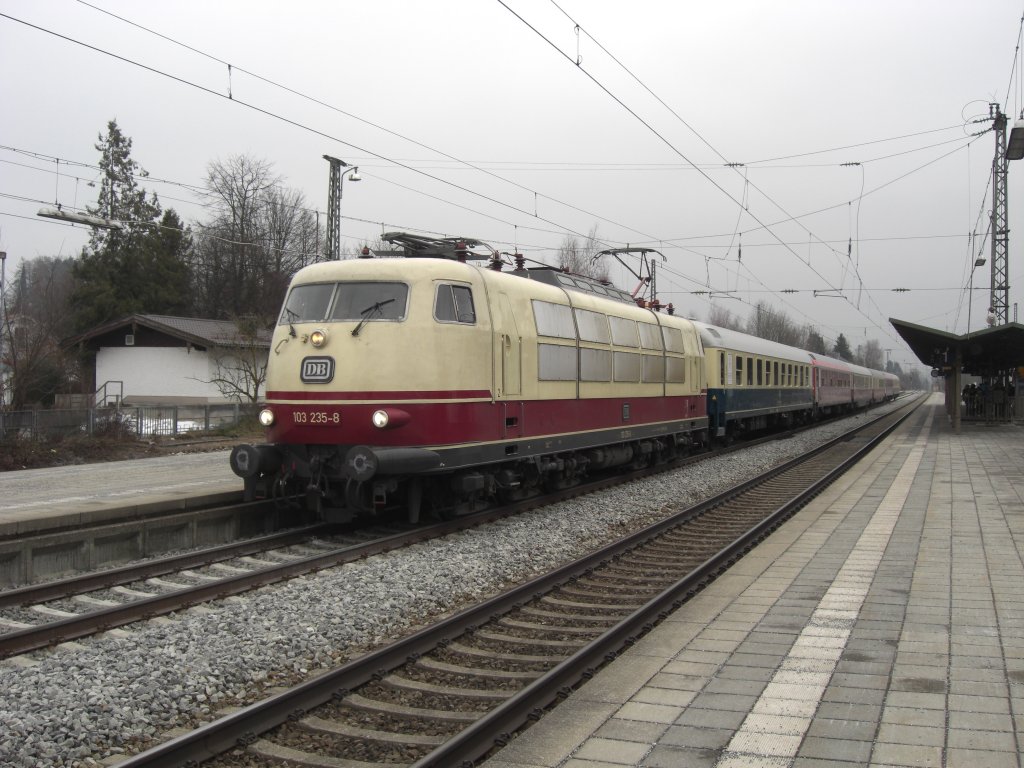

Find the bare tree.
[
  {"left": 192, "top": 155, "right": 315, "bottom": 322},
  {"left": 203, "top": 316, "right": 269, "bottom": 408},
  {"left": 745, "top": 301, "right": 801, "bottom": 346},
  {"left": 862, "top": 338, "right": 884, "bottom": 369},
  {"left": 707, "top": 304, "right": 744, "bottom": 331},
  {"left": 557, "top": 224, "right": 608, "bottom": 281},
  {"left": 2, "top": 258, "right": 77, "bottom": 409},
  {"left": 262, "top": 186, "right": 318, "bottom": 274}
]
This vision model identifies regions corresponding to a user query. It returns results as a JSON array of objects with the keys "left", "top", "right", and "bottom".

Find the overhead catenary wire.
[
  {"left": 0, "top": 10, "right": 623, "bottom": 252},
  {"left": 500, "top": 0, "right": 988, "bottom": 351},
  {"left": 0, "top": 5, "right": 997, "bottom": 361},
  {"left": 71, "top": 0, "right": 660, "bottom": 246}
]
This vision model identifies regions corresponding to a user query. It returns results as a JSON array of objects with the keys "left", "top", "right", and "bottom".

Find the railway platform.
[
  {"left": 484, "top": 393, "right": 1024, "bottom": 768},
  {"left": 0, "top": 450, "right": 239, "bottom": 538}
]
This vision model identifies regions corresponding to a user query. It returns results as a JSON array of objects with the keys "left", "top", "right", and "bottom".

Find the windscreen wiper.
[
  {"left": 283, "top": 307, "right": 299, "bottom": 337},
  {"left": 351, "top": 298, "right": 396, "bottom": 337}
]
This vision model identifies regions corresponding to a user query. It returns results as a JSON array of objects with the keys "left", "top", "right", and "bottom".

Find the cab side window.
[{"left": 435, "top": 284, "right": 476, "bottom": 324}]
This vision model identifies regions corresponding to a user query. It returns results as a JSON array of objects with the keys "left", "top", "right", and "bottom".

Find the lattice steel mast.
[{"left": 990, "top": 104, "right": 1009, "bottom": 325}]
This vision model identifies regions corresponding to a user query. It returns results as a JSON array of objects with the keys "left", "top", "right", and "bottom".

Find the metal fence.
[{"left": 0, "top": 404, "right": 247, "bottom": 440}]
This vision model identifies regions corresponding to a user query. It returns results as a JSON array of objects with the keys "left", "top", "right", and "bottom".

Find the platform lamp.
[
  {"left": 968, "top": 257, "right": 986, "bottom": 336},
  {"left": 1007, "top": 118, "right": 1024, "bottom": 161}
]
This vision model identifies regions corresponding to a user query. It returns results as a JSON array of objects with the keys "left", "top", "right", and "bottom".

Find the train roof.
[
  {"left": 691, "top": 321, "right": 814, "bottom": 364},
  {"left": 808, "top": 352, "right": 894, "bottom": 379},
  {"left": 290, "top": 254, "right": 664, "bottom": 314},
  {"left": 509, "top": 266, "right": 637, "bottom": 305}
]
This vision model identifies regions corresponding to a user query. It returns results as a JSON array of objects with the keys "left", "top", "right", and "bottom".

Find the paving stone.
[{"left": 479, "top": 407, "right": 1024, "bottom": 768}]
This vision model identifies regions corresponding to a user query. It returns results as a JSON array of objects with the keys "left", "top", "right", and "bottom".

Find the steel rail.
[
  {"left": 0, "top": 416, "right": 769, "bottom": 657},
  {"left": 115, "top": 394, "right": 924, "bottom": 767},
  {"left": 412, "top": 394, "right": 924, "bottom": 767},
  {"left": 0, "top": 520, "right": 330, "bottom": 609}
]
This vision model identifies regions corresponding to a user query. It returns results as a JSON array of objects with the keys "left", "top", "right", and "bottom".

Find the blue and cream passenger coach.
[{"left": 693, "top": 321, "right": 815, "bottom": 439}]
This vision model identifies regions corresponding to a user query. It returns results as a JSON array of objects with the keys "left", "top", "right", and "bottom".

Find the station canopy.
[{"left": 890, "top": 318, "right": 1024, "bottom": 376}]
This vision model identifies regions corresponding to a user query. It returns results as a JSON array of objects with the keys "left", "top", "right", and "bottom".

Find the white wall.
[{"left": 97, "top": 346, "right": 225, "bottom": 403}]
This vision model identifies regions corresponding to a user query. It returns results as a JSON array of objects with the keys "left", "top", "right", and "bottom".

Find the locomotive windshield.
[
  {"left": 280, "top": 283, "right": 334, "bottom": 324},
  {"left": 279, "top": 282, "right": 408, "bottom": 324},
  {"left": 331, "top": 282, "right": 407, "bottom": 321}
]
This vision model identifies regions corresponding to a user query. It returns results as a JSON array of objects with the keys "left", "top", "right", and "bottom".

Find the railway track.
[
  {"left": 112, "top": 393, "right": 924, "bottom": 767},
  {"left": 0, "top": 524, "right": 404, "bottom": 658},
  {"left": 0, "top": 403, "right": 854, "bottom": 660}
]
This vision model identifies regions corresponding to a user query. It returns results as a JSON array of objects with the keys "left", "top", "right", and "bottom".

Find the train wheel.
[{"left": 344, "top": 480, "right": 374, "bottom": 517}]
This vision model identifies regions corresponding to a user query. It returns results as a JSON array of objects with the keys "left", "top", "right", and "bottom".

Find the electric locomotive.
[{"left": 231, "top": 234, "right": 709, "bottom": 523}]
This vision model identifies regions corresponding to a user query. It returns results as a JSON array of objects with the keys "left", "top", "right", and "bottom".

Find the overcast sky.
[{"left": 2, "top": 0, "right": 1023, "bottom": 371}]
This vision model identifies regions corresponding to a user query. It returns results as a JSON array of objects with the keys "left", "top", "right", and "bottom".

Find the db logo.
[{"left": 300, "top": 356, "right": 335, "bottom": 383}]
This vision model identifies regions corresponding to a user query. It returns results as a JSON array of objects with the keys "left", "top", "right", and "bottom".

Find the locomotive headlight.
[
  {"left": 310, "top": 329, "right": 327, "bottom": 348},
  {"left": 258, "top": 408, "right": 275, "bottom": 427},
  {"left": 370, "top": 408, "right": 410, "bottom": 429}
]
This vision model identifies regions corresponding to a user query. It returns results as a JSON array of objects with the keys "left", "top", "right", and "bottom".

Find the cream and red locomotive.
[{"left": 230, "top": 235, "right": 708, "bottom": 522}]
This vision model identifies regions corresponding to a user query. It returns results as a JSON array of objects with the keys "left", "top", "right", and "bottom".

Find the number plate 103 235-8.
[{"left": 291, "top": 409, "right": 341, "bottom": 426}]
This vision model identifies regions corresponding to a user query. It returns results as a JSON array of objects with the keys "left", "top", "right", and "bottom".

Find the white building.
[{"left": 65, "top": 314, "right": 271, "bottom": 405}]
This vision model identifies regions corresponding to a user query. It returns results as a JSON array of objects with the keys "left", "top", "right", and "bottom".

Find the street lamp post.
[{"left": 323, "top": 156, "right": 362, "bottom": 260}]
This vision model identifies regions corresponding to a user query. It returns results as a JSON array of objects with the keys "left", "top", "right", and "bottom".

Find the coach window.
[
  {"left": 581, "top": 348, "right": 612, "bottom": 381},
  {"left": 663, "top": 327, "right": 686, "bottom": 353},
  {"left": 642, "top": 355, "right": 665, "bottom": 383},
  {"left": 610, "top": 316, "right": 640, "bottom": 347},
  {"left": 574, "top": 309, "right": 610, "bottom": 343},
  {"left": 736, "top": 355, "right": 743, "bottom": 386},
  {"left": 747, "top": 357, "right": 753, "bottom": 385},
  {"left": 773, "top": 361, "right": 779, "bottom": 386},
  {"left": 720, "top": 352, "right": 726, "bottom": 386},
  {"left": 434, "top": 283, "right": 476, "bottom": 324},
  {"left": 756, "top": 359, "right": 763, "bottom": 385},
  {"left": 533, "top": 301, "right": 576, "bottom": 339},
  {"left": 538, "top": 344, "right": 577, "bottom": 380},
  {"left": 638, "top": 322, "right": 662, "bottom": 350},
  {"left": 536, "top": 301, "right": 577, "bottom": 339},
  {"left": 614, "top": 352, "right": 641, "bottom": 382},
  {"left": 667, "top": 356, "right": 686, "bottom": 383}
]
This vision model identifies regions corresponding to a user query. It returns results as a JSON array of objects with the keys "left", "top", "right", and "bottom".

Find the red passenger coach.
[
  {"left": 810, "top": 354, "right": 855, "bottom": 414},
  {"left": 231, "top": 234, "right": 709, "bottom": 523}
]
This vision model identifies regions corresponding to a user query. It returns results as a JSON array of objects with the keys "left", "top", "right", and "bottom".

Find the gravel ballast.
[{"left": 0, "top": 405, "right": 907, "bottom": 766}]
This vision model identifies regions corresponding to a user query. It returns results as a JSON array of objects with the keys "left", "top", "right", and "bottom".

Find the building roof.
[
  {"left": 890, "top": 318, "right": 1024, "bottom": 375},
  {"left": 64, "top": 314, "right": 272, "bottom": 349}
]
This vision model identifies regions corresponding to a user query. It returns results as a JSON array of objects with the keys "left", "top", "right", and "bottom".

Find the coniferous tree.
[
  {"left": 832, "top": 333, "right": 853, "bottom": 361},
  {"left": 71, "top": 120, "right": 192, "bottom": 331}
]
